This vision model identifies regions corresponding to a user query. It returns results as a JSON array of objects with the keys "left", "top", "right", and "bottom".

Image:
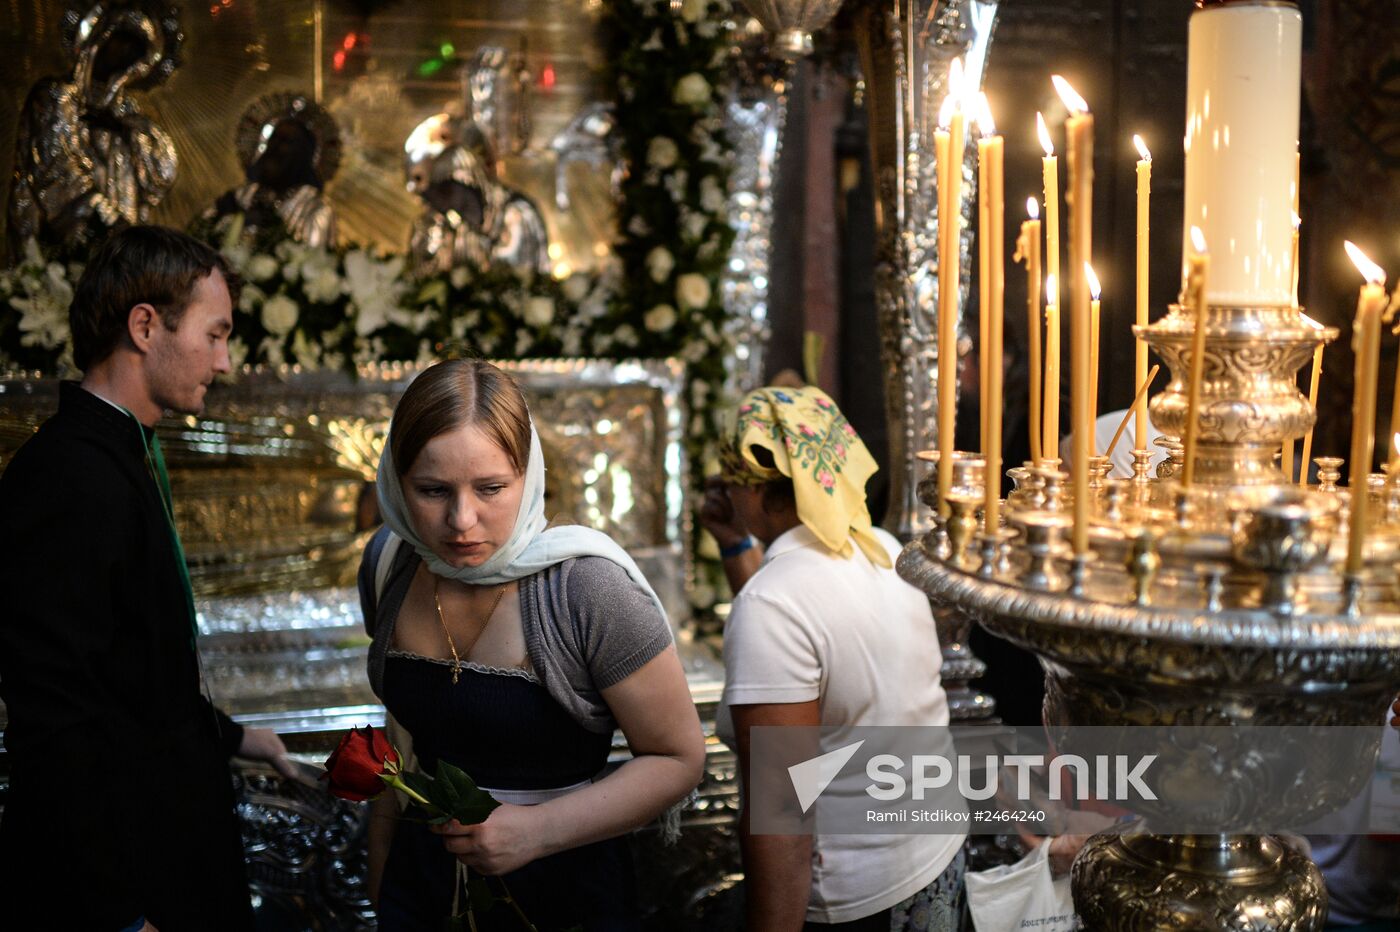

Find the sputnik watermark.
[{"left": 748, "top": 724, "right": 1397, "bottom": 835}]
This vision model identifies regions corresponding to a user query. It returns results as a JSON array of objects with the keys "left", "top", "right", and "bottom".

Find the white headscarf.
[{"left": 375, "top": 420, "right": 669, "bottom": 621}]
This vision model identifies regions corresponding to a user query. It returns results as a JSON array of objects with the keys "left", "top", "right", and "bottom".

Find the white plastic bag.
[{"left": 965, "top": 841, "right": 1078, "bottom": 932}]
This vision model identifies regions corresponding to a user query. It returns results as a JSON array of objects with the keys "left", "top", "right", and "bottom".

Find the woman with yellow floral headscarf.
[{"left": 704, "top": 386, "right": 966, "bottom": 931}]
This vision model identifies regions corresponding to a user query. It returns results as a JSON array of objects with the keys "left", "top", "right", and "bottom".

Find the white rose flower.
[
  {"left": 246, "top": 254, "right": 279, "bottom": 283},
  {"left": 524, "top": 295, "right": 555, "bottom": 328},
  {"left": 615, "top": 324, "right": 639, "bottom": 348},
  {"left": 680, "top": 0, "right": 706, "bottom": 22},
  {"left": 627, "top": 215, "right": 652, "bottom": 237},
  {"left": 644, "top": 303, "right": 677, "bottom": 333},
  {"left": 676, "top": 273, "right": 711, "bottom": 310},
  {"left": 563, "top": 273, "right": 591, "bottom": 304},
  {"left": 699, "top": 175, "right": 726, "bottom": 214},
  {"left": 515, "top": 330, "right": 535, "bottom": 356},
  {"left": 259, "top": 335, "right": 286, "bottom": 367},
  {"left": 561, "top": 329, "right": 583, "bottom": 356},
  {"left": 227, "top": 337, "right": 249, "bottom": 371},
  {"left": 305, "top": 269, "right": 343, "bottom": 304},
  {"left": 450, "top": 266, "right": 472, "bottom": 289},
  {"left": 261, "top": 293, "right": 299, "bottom": 336},
  {"left": 238, "top": 282, "right": 265, "bottom": 313},
  {"left": 673, "top": 73, "right": 711, "bottom": 109},
  {"left": 682, "top": 211, "right": 708, "bottom": 241},
  {"left": 646, "top": 136, "right": 680, "bottom": 170},
  {"left": 646, "top": 246, "right": 675, "bottom": 284}
]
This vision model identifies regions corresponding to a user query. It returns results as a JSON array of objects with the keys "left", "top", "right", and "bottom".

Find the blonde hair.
[{"left": 389, "top": 359, "right": 531, "bottom": 476}]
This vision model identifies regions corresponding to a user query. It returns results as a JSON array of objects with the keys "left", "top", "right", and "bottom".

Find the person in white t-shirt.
[{"left": 705, "top": 386, "right": 966, "bottom": 932}]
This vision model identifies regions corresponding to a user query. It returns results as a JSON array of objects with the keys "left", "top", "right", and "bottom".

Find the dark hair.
[
  {"left": 390, "top": 358, "right": 532, "bottom": 477},
  {"left": 70, "top": 225, "right": 241, "bottom": 371},
  {"left": 749, "top": 445, "right": 797, "bottom": 514}
]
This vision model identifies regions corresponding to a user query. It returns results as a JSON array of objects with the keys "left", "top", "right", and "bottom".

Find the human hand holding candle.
[
  {"left": 1344, "top": 240, "right": 1388, "bottom": 577},
  {"left": 1015, "top": 198, "right": 1043, "bottom": 462},
  {"left": 1134, "top": 135, "right": 1152, "bottom": 453}
]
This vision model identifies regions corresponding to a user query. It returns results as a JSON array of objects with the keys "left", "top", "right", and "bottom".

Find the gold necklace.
[{"left": 433, "top": 577, "right": 508, "bottom": 685}]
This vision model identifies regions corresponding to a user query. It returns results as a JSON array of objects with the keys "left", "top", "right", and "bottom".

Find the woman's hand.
[
  {"left": 698, "top": 477, "right": 748, "bottom": 550},
  {"left": 430, "top": 803, "right": 549, "bottom": 876}
]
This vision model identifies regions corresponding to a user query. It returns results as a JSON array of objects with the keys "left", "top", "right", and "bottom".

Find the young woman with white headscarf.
[{"left": 359, "top": 358, "right": 704, "bottom": 931}]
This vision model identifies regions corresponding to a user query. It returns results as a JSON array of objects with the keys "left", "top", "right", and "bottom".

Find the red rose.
[{"left": 322, "top": 725, "right": 399, "bottom": 801}]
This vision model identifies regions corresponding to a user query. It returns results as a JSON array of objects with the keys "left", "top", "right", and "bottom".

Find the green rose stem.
[{"left": 379, "top": 767, "right": 538, "bottom": 931}]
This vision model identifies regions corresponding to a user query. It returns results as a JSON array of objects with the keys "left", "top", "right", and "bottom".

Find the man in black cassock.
[{"left": 0, "top": 226, "right": 296, "bottom": 930}]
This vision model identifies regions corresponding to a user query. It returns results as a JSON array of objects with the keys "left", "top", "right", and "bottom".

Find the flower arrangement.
[{"left": 1, "top": 0, "right": 741, "bottom": 614}]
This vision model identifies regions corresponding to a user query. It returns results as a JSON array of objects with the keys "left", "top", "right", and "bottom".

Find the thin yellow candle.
[
  {"left": 1344, "top": 240, "right": 1387, "bottom": 576},
  {"left": 978, "top": 94, "right": 1005, "bottom": 532},
  {"left": 1053, "top": 74, "right": 1093, "bottom": 555},
  {"left": 1298, "top": 314, "right": 1325, "bottom": 486},
  {"left": 1015, "top": 198, "right": 1043, "bottom": 462},
  {"left": 1134, "top": 135, "right": 1152, "bottom": 451},
  {"left": 1038, "top": 113, "right": 1061, "bottom": 313},
  {"left": 1044, "top": 279, "right": 1060, "bottom": 463},
  {"left": 1182, "top": 227, "right": 1210, "bottom": 488},
  {"left": 1086, "top": 262, "right": 1103, "bottom": 450},
  {"left": 977, "top": 95, "right": 992, "bottom": 456},
  {"left": 934, "top": 59, "right": 965, "bottom": 518}
]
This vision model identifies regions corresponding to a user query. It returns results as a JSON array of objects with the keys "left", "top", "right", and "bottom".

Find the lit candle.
[
  {"left": 1045, "top": 277, "right": 1060, "bottom": 464},
  {"left": 1182, "top": 227, "right": 1210, "bottom": 488},
  {"left": 1134, "top": 135, "right": 1152, "bottom": 452},
  {"left": 934, "top": 60, "right": 966, "bottom": 518},
  {"left": 1086, "top": 262, "right": 1103, "bottom": 450},
  {"left": 1054, "top": 74, "right": 1094, "bottom": 555},
  {"left": 978, "top": 93, "right": 1005, "bottom": 532},
  {"left": 1015, "top": 198, "right": 1043, "bottom": 462},
  {"left": 1038, "top": 113, "right": 1061, "bottom": 315},
  {"left": 1298, "top": 314, "right": 1325, "bottom": 486},
  {"left": 1344, "top": 240, "right": 1388, "bottom": 576}
]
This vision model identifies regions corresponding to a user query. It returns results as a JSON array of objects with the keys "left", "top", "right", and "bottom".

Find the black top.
[
  {"left": 0, "top": 382, "right": 252, "bottom": 930},
  {"left": 384, "top": 654, "right": 612, "bottom": 790}
]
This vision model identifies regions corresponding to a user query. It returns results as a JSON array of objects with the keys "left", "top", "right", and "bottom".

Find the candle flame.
[
  {"left": 1036, "top": 112, "right": 1054, "bottom": 157},
  {"left": 1133, "top": 134, "right": 1151, "bottom": 161},
  {"left": 1291, "top": 211, "right": 1301, "bottom": 231},
  {"left": 1046, "top": 273, "right": 1058, "bottom": 307},
  {"left": 938, "top": 93, "right": 956, "bottom": 130},
  {"left": 1027, "top": 197, "right": 1040, "bottom": 220},
  {"left": 975, "top": 92, "right": 996, "bottom": 137},
  {"left": 948, "top": 57, "right": 965, "bottom": 103},
  {"left": 1190, "top": 226, "right": 1208, "bottom": 255},
  {"left": 1051, "top": 75, "right": 1089, "bottom": 114},
  {"left": 1345, "top": 240, "right": 1386, "bottom": 285},
  {"left": 1085, "top": 263, "right": 1102, "bottom": 300}
]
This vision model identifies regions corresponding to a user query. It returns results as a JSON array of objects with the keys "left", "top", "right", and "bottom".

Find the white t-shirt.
[{"left": 717, "top": 524, "right": 963, "bottom": 924}]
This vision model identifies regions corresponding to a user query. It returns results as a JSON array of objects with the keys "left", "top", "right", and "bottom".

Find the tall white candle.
[{"left": 1181, "top": 3, "right": 1302, "bottom": 307}]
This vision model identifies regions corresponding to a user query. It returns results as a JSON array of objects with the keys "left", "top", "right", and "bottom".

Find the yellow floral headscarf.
[{"left": 719, "top": 386, "right": 890, "bottom": 568}]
